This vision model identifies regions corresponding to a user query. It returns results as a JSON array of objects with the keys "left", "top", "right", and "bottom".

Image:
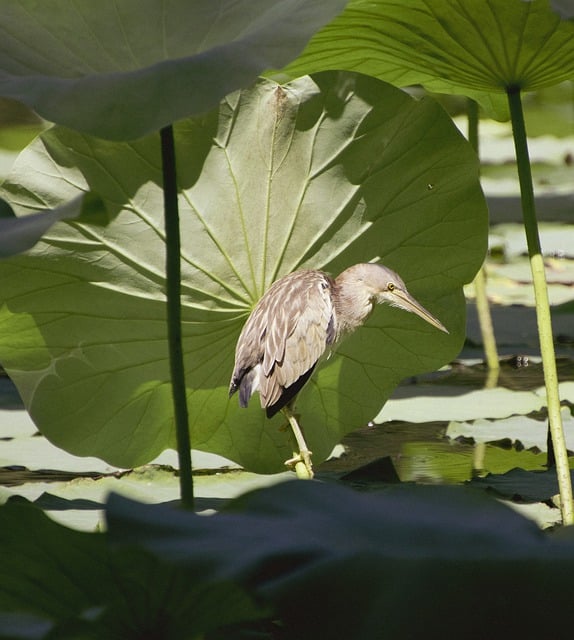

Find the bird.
[{"left": 229, "top": 263, "right": 448, "bottom": 479}]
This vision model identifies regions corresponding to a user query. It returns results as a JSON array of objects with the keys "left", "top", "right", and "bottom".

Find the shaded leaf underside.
[{"left": 280, "top": 0, "right": 574, "bottom": 118}]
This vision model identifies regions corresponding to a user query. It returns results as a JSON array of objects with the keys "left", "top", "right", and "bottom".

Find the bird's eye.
[{"left": 387, "top": 282, "right": 395, "bottom": 291}]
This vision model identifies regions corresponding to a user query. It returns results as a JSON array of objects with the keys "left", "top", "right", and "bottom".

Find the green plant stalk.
[
  {"left": 506, "top": 88, "right": 573, "bottom": 525},
  {"left": 473, "top": 268, "right": 499, "bottom": 380},
  {"left": 467, "top": 99, "right": 499, "bottom": 378},
  {"left": 161, "top": 125, "right": 194, "bottom": 509}
]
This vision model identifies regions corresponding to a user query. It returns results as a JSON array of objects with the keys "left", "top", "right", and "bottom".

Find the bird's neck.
[{"left": 332, "top": 278, "right": 375, "bottom": 339}]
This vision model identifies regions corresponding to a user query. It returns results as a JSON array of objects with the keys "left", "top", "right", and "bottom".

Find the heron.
[{"left": 229, "top": 263, "right": 448, "bottom": 479}]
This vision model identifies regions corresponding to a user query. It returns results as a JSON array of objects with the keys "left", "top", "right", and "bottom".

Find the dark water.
[{"left": 409, "top": 355, "right": 574, "bottom": 392}]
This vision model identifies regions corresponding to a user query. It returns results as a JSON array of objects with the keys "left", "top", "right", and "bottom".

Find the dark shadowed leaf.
[
  {"left": 106, "top": 481, "right": 574, "bottom": 640},
  {"left": 0, "top": 498, "right": 266, "bottom": 639},
  {"left": 470, "top": 467, "right": 574, "bottom": 502},
  {"left": 0, "top": 498, "right": 111, "bottom": 619}
]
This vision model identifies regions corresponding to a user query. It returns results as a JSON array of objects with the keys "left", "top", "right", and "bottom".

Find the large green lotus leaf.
[
  {"left": 280, "top": 0, "right": 574, "bottom": 115},
  {"left": 107, "top": 482, "right": 574, "bottom": 640},
  {"left": 0, "top": 0, "right": 346, "bottom": 140},
  {"left": 0, "top": 498, "right": 265, "bottom": 637},
  {"left": 0, "top": 73, "right": 487, "bottom": 472}
]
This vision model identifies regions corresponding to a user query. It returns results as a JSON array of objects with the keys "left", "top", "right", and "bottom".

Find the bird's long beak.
[{"left": 390, "top": 289, "right": 449, "bottom": 334}]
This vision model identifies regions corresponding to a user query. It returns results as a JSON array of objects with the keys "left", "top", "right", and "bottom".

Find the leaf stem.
[
  {"left": 506, "top": 87, "right": 572, "bottom": 525},
  {"left": 467, "top": 99, "right": 499, "bottom": 380},
  {"left": 160, "top": 125, "right": 194, "bottom": 510}
]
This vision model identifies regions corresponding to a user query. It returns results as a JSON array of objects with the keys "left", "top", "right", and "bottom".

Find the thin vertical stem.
[
  {"left": 160, "top": 125, "right": 194, "bottom": 510},
  {"left": 473, "top": 268, "right": 499, "bottom": 382},
  {"left": 506, "top": 88, "right": 572, "bottom": 525},
  {"left": 467, "top": 99, "right": 499, "bottom": 379}
]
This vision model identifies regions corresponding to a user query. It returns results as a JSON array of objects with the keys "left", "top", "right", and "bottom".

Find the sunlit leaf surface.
[{"left": 0, "top": 73, "right": 486, "bottom": 471}]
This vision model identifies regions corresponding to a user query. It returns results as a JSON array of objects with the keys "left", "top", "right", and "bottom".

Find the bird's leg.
[{"left": 281, "top": 405, "right": 314, "bottom": 479}]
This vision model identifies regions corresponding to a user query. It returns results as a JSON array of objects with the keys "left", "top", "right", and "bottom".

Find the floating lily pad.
[
  {"left": 490, "top": 223, "right": 574, "bottom": 259},
  {"left": 0, "top": 465, "right": 293, "bottom": 531},
  {"left": 470, "top": 467, "right": 572, "bottom": 503}
]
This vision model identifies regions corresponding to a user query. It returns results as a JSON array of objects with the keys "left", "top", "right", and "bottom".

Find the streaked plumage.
[
  {"left": 229, "top": 263, "right": 448, "bottom": 478},
  {"left": 230, "top": 270, "right": 336, "bottom": 416}
]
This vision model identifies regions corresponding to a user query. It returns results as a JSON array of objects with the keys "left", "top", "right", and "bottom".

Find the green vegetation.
[{"left": 0, "top": 0, "right": 573, "bottom": 637}]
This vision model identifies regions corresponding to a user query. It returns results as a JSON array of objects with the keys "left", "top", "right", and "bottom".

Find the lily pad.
[
  {"left": 470, "top": 467, "right": 571, "bottom": 503},
  {"left": 490, "top": 223, "right": 574, "bottom": 259},
  {"left": 0, "top": 462, "right": 292, "bottom": 531},
  {"left": 0, "top": 73, "right": 486, "bottom": 472}
]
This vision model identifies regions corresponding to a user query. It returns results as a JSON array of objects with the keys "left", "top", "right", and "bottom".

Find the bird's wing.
[
  {"left": 259, "top": 271, "right": 335, "bottom": 408},
  {"left": 229, "top": 270, "right": 335, "bottom": 411}
]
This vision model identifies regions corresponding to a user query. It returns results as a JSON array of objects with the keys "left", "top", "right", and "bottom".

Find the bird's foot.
[{"left": 285, "top": 450, "right": 314, "bottom": 480}]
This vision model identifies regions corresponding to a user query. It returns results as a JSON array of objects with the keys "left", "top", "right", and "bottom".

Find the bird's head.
[{"left": 343, "top": 263, "right": 449, "bottom": 334}]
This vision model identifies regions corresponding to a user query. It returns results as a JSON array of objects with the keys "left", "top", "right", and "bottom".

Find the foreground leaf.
[
  {"left": 0, "top": 498, "right": 110, "bottom": 620},
  {"left": 0, "top": 0, "right": 346, "bottom": 140},
  {"left": 0, "top": 498, "right": 265, "bottom": 639},
  {"left": 0, "top": 73, "right": 486, "bottom": 471},
  {"left": 107, "top": 481, "right": 574, "bottom": 640}
]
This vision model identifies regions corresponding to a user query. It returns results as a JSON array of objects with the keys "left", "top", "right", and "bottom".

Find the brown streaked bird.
[{"left": 229, "top": 263, "right": 448, "bottom": 479}]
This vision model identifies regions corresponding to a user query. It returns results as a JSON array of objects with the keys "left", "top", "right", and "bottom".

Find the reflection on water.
[
  {"left": 318, "top": 420, "right": 549, "bottom": 484},
  {"left": 416, "top": 356, "right": 574, "bottom": 392},
  {"left": 319, "top": 355, "right": 573, "bottom": 484}
]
